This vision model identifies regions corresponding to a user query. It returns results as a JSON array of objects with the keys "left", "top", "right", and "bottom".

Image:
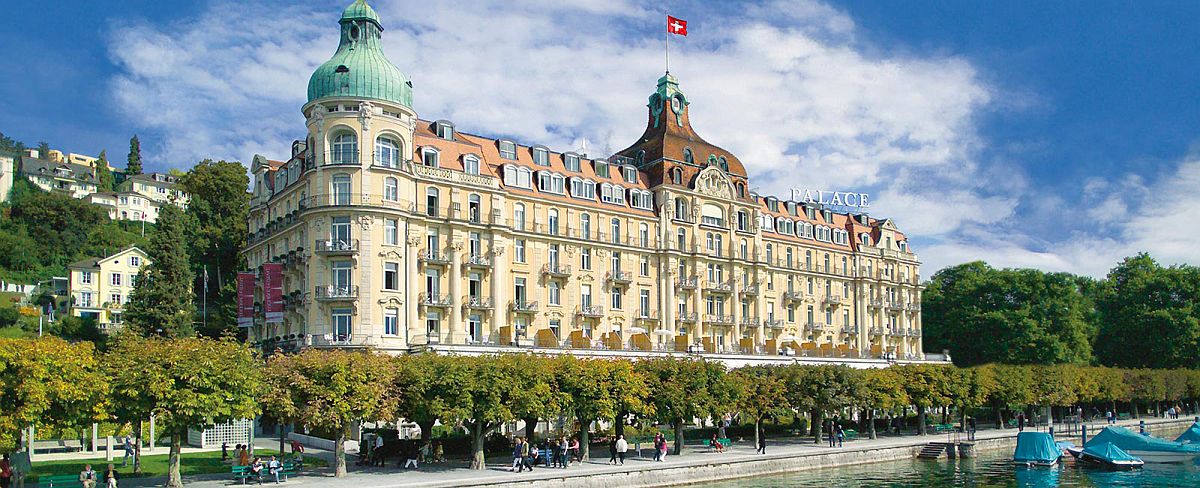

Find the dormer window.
[
  {"left": 823, "top": 210, "right": 833, "bottom": 222},
  {"left": 860, "top": 233, "right": 871, "bottom": 246},
  {"left": 683, "top": 147, "right": 694, "bottom": 164},
  {"left": 463, "top": 155, "right": 480, "bottom": 175},
  {"left": 766, "top": 197, "right": 779, "bottom": 212},
  {"left": 537, "top": 171, "right": 565, "bottom": 194},
  {"left": 806, "top": 207, "right": 816, "bottom": 219},
  {"left": 435, "top": 121, "right": 454, "bottom": 140},
  {"left": 636, "top": 150, "right": 646, "bottom": 166},
  {"left": 786, "top": 202, "right": 797, "bottom": 216},
  {"left": 622, "top": 166, "right": 638, "bottom": 184},
  {"left": 718, "top": 156, "right": 728, "bottom": 172},
  {"left": 421, "top": 147, "right": 439, "bottom": 167},
  {"left": 594, "top": 160, "right": 610, "bottom": 178},
  {"left": 499, "top": 140, "right": 517, "bottom": 160},
  {"left": 532, "top": 146, "right": 550, "bottom": 166},
  {"left": 503, "top": 165, "right": 532, "bottom": 189},
  {"left": 564, "top": 153, "right": 581, "bottom": 172}
]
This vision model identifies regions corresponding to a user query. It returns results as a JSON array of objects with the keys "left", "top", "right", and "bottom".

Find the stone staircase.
[{"left": 917, "top": 442, "right": 956, "bottom": 459}]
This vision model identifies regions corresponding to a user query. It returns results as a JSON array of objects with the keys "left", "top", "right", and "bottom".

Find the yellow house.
[{"left": 68, "top": 246, "right": 150, "bottom": 331}]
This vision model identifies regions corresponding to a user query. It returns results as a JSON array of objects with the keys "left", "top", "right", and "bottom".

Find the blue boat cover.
[
  {"left": 1174, "top": 422, "right": 1200, "bottom": 444},
  {"left": 1086, "top": 426, "right": 1200, "bottom": 453},
  {"left": 1014, "top": 432, "right": 1060, "bottom": 464},
  {"left": 1082, "top": 442, "right": 1141, "bottom": 463}
]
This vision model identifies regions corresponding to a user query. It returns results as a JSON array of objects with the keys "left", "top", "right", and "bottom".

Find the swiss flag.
[{"left": 667, "top": 15, "right": 688, "bottom": 36}]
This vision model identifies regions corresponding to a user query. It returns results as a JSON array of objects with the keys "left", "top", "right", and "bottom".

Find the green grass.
[{"left": 30, "top": 449, "right": 327, "bottom": 481}]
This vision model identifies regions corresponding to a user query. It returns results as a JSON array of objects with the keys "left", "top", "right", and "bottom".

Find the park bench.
[
  {"left": 933, "top": 424, "right": 956, "bottom": 434},
  {"left": 707, "top": 438, "right": 732, "bottom": 451},
  {"left": 843, "top": 429, "right": 859, "bottom": 441},
  {"left": 37, "top": 475, "right": 80, "bottom": 488},
  {"left": 232, "top": 465, "right": 254, "bottom": 484},
  {"left": 1118, "top": 413, "right": 1132, "bottom": 421}
]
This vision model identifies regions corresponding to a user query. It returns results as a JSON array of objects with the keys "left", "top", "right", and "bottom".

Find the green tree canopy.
[
  {"left": 179, "top": 159, "right": 250, "bottom": 336},
  {"left": 0, "top": 337, "right": 108, "bottom": 452},
  {"left": 95, "top": 150, "right": 115, "bottom": 192},
  {"left": 126, "top": 135, "right": 143, "bottom": 175},
  {"left": 637, "top": 358, "right": 730, "bottom": 454},
  {"left": 1094, "top": 254, "right": 1200, "bottom": 369},
  {"left": 124, "top": 205, "right": 195, "bottom": 337}
]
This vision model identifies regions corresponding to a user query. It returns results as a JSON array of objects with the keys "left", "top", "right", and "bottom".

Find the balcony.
[
  {"left": 676, "top": 312, "right": 698, "bottom": 323},
  {"left": 636, "top": 310, "right": 660, "bottom": 322},
  {"left": 542, "top": 263, "right": 573, "bottom": 278},
  {"left": 823, "top": 295, "right": 844, "bottom": 306},
  {"left": 741, "top": 284, "right": 759, "bottom": 296},
  {"left": 606, "top": 270, "right": 633, "bottom": 284},
  {"left": 740, "top": 316, "right": 760, "bottom": 327},
  {"left": 706, "top": 314, "right": 735, "bottom": 325},
  {"left": 510, "top": 300, "right": 538, "bottom": 313},
  {"left": 675, "top": 276, "right": 698, "bottom": 290},
  {"left": 905, "top": 303, "right": 922, "bottom": 312},
  {"left": 869, "top": 327, "right": 886, "bottom": 336},
  {"left": 463, "top": 296, "right": 494, "bottom": 310},
  {"left": 909, "top": 329, "right": 922, "bottom": 338},
  {"left": 315, "top": 285, "right": 358, "bottom": 301},
  {"left": 704, "top": 281, "right": 734, "bottom": 293},
  {"left": 464, "top": 253, "right": 491, "bottom": 268},
  {"left": 577, "top": 305, "right": 604, "bottom": 318},
  {"left": 700, "top": 216, "right": 726, "bottom": 228},
  {"left": 765, "top": 319, "right": 784, "bottom": 329},
  {"left": 418, "top": 292, "right": 452, "bottom": 308},
  {"left": 841, "top": 326, "right": 857, "bottom": 335},
  {"left": 419, "top": 249, "right": 451, "bottom": 265},
  {"left": 805, "top": 322, "right": 827, "bottom": 332},
  {"left": 783, "top": 291, "right": 805, "bottom": 302},
  {"left": 886, "top": 301, "right": 905, "bottom": 312},
  {"left": 869, "top": 299, "right": 884, "bottom": 309},
  {"left": 315, "top": 239, "right": 358, "bottom": 255}
]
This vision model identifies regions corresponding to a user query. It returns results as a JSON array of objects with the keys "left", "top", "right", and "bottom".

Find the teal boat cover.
[
  {"left": 1014, "top": 432, "right": 1060, "bottom": 464},
  {"left": 1086, "top": 426, "right": 1200, "bottom": 453},
  {"left": 1082, "top": 442, "right": 1141, "bottom": 463},
  {"left": 1174, "top": 422, "right": 1200, "bottom": 444}
]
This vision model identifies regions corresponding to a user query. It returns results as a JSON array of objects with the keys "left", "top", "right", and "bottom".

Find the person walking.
[
  {"left": 403, "top": 443, "right": 419, "bottom": 469},
  {"left": 652, "top": 434, "right": 662, "bottom": 462},
  {"left": 615, "top": 435, "right": 628, "bottom": 465},
  {"left": 608, "top": 437, "right": 618, "bottom": 465},
  {"left": 549, "top": 439, "right": 560, "bottom": 468},
  {"left": 570, "top": 437, "right": 580, "bottom": 463},
  {"left": 512, "top": 439, "right": 524, "bottom": 472},
  {"left": 1017, "top": 413, "right": 1026, "bottom": 432},
  {"left": 827, "top": 420, "right": 836, "bottom": 447},
  {"left": 835, "top": 424, "right": 845, "bottom": 447},
  {"left": 968, "top": 417, "right": 977, "bottom": 441},
  {"left": 558, "top": 437, "right": 570, "bottom": 468},
  {"left": 757, "top": 429, "right": 767, "bottom": 455},
  {"left": 122, "top": 437, "right": 135, "bottom": 467},
  {"left": 522, "top": 439, "right": 536, "bottom": 472}
]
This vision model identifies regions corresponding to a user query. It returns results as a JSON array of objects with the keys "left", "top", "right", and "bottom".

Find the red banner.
[
  {"left": 262, "top": 263, "right": 284, "bottom": 324},
  {"left": 236, "top": 272, "right": 256, "bottom": 328}
]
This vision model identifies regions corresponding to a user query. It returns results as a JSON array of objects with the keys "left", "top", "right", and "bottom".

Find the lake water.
[{"left": 693, "top": 441, "right": 1200, "bottom": 487}]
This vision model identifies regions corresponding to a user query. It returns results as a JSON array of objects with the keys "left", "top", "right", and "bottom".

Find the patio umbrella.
[{"left": 628, "top": 326, "right": 647, "bottom": 334}]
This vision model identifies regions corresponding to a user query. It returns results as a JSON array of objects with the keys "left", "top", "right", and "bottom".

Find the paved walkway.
[{"left": 41, "top": 416, "right": 1196, "bottom": 488}]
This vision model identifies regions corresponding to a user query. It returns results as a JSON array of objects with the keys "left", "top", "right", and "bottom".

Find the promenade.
[{"left": 41, "top": 416, "right": 1194, "bottom": 488}]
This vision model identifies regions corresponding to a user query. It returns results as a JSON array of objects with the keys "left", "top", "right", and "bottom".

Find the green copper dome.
[{"left": 307, "top": 0, "right": 413, "bottom": 108}]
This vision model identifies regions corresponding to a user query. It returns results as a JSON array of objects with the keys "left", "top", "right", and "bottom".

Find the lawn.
[{"left": 30, "top": 449, "right": 327, "bottom": 481}]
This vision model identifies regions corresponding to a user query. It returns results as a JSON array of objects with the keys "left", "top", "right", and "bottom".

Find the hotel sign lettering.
[{"left": 790, "top": 189, "right": 870, "bottom": 209}]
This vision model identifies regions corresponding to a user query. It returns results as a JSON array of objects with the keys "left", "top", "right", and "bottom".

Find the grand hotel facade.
[{"left": 244, "top": 1, "right": 930, "bottom": 365}]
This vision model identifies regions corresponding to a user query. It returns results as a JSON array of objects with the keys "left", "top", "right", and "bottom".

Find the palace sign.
[{"left": 790, "top": 189, "right": 870, "bottom": 210}]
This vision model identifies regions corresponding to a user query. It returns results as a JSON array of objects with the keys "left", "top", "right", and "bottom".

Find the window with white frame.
[
  {"left": 331, "top": 132, "right": 358, "bottom": 165},
  {"left": 332, "top": 308, "right": 352, "bottom": 340},
  {"left": 513, "top": 203, "right": 526, "bottom": 230},
  {"left": 130, "top": 256, "right": 141, "bottom": 267},
  {"left": 610, "top": 218, "right": 621, "bottom": 243},
  {"left": 639, "top": 256, "right": 649, "bottom": 276},
  {"left": 538, "top": 172, "right": 565, "bottom": 194},
  {"left": 384, "top": 308, "right": 399, "bottom": 335},
  {"left": 383, "top": 176, "right": 399, "bottom": 201},
  {"left": 594, "top": 160, "right": 609, "bottom": 178},
  {"left": 421, "top": 147, "right": 439, "bottom": 167},
  {"left": 515, "top": 239, "right": 526, "bottom": 262},
  {"left": 629, "top": 189, "right": 653, "bottom": 210},
  {"left": 600, "top": 184, "right": 625, "bottom": 204},
  {"left": 611, "top": 286, "right": 623, "bottom": 310},
  {"left": 580, "top": 247, "right": 591, "bottom": 270},
  {"left": 384, "top": 262, "right": 399, "bottom": 290},
  {"left": 639, "top": 223, "right": 649, "bottom": 247},
  {"left": 110, "top": 273, "right": 122, "bottom": 287},
  {"left": 463, "top": 155, "right": 480, "bottom": 175},
  {"left": 375, "top": 136, "right": 400, "bottom": 167},
  {"left": 570, "top": 178, "right": 596, "bottom": 199},
  {"left": 622, "top": 166, "right": 637, "bottom": 184},
  {"left": 436, "top": 122, "right": 454, "bottom": 140},
  {"left": 503, "top": 165, "right": 532, "bottom": 189},
  {"left": 499, "top": 140, "right": 517, "bottom": 159},
  {"left": 564, "top": 153, "right": 581, "bottom": 172},
  {"left": 580, "top": 213, "right": 591, "bottom": 239},
  {"left": 549, "top": 281, "right": 561, "bottom": 305},
  {"left": 81, "top": 271, "right": 93, "bottom": 284},
  {"left": 532, "top": 146, "right": 550, "bottom": 166},
  {"left": 384, "top": 218, "right": 398, "bottom": 245},
  {"left": 548, "top": 209, "right": 559, "bottom": 235}
]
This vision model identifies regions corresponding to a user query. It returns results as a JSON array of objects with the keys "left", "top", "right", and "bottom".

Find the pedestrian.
[
  {"left": 827, "top": 420, "right": 836, "bottom": 447},
  {"left": 757, "top": 429, "right": 767, "bottom": 455},
  {"left": 608, "top": 437, "right": 618, "bottom": 465},
  {"left": 251, "top": 457, "right": 266, "bottom": 484},
  {"left": 570, "top": 437, "right": 580, "bottom": 463},
  {"left": 403, "top": 443, "right": 419, "bottom": 469},
  {"left": 266, "top": 456, "right": 282, "bottom": 483},
  {"left": 420, "top": 442, "right": 431, "bottom": 464},
  {"left": 548, "top": 439, "right": 560, "bottom": 468},
  {"left": 511, "top": 438, "right": 524, "bottom": 472},
  {"left": 522, "top": 439, "right": 536, "bottom": 472},
  {"left": 652, "top": 434, "right": 662, "bottom": 462},
  {"left": 558, "top": 437, "right": 570, "bottom": 468},
  {"left": 835, "top": 424, "right": 845, "bottom": 447},
  {"left": 615, "top": 435, "right": 628, "bottom": 464},
  {"left": 968, "top": 417, "right": 977, "bottom": 441},
  {"left": 79, "top": 464, "right": 97, "bottom": 488},
  {"left": 123, "top": 437, "right": 135, "bottom": 467},
  {"left": 1017, "top": 413, "right": 1026, "bottom": 432},
  {"left": 1106, "top": 410, "right": 1114, "bottom": 425},
  {"left": 239, "top": 445, "right": 251, "bottom": 467},
  {"left": 102, "top": 464, "right": 117, "bottom": 488},
  {"left": 0, "top": 454, "right": 12, "bottom": 488}
]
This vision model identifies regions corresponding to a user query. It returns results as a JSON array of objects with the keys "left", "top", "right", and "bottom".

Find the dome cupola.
[{"left": 306, "top": 0, "right": 413, "bottom": 108}]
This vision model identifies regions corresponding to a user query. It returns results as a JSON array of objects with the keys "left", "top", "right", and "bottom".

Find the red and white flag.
[{"left": 667, "top": 15, "right": 688, "bottom": 36}]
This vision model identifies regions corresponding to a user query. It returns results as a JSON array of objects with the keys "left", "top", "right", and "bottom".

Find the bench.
[
  {"left": 233, "top": 463, "right": 295, "bottom": 484},
  {"left": 707, "top": 438, "right": 731, "bottom": 450},
  {"left": 843, "top": 429, "right": 859, "bottom": 441},
  {"left": 37, "top": 475, "right": 80, "bottom": 488},
  {"left": 232, "top": 465, "right": 253, "bottom": 484},
  {"left": 1118, "top": 413, "right": 1132, "bottom": 421},
  {"left": 933, "top": 424, "right": 956, "bottom": 434}
]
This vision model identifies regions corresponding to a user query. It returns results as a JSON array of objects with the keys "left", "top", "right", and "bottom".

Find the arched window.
[
  {"left": 375, "top": 136, "right": 400, "bottom": 168},
  {"left": 636, "top": 150, "right": 646, "bottom": 166},
  {"left": 683, "top": 148, "right": 694, "bottom": 164},
  {"left": 671, "top": 167, "right": 683, "bottom": 185},
  {"left": 513, "top": 203, "right": 526, "bottom": 231},
  {"left": 468, "top": 194, "right": 481, "bottom": 223},
  {"left": 737, "top": 210, "right": 749, "bottom": 231},
  {"left": 331, "top": 132, "right": 358, "bottom": 165},
  {"left": 718, "top": 156, "right": 728, "bottom": 172},
  {"left": 860, "top": 233, "right": 871, "bottom": 246},
  {"left": 425, "top": 187, "right": 439, "bottom": 217},
  {"left": 677, "top": 228, "right": 687, "bottom": 249},
  {"left": 675, "top": 198, "right": 689, "bottom": 220},
  {"left": 740, "top": 239, "right": 748, "bottom": 259},
  {"left": 383, "top": 176, "right": 398, "bottom": 202},
  {"left": 580, "top": 213, "right": 591, "bottom": 239},
  {"left": 421, "top": 147, "right": 439, "bottom": 167},
  {"left": 332, "top": 174, "right": 351, "bottom": 205},
  {"left": 548, "top": 209, "right": 559, "bottom": 235},
  {"left": 639, "top": 223, "right": 649, "bottom": 247},
  {"left": 463, "top": 155, "right": 480, "bottom": 175},
  {"left": 610, "top": 218, "right": 621, "bottom": 244},
  {"left": 736, "top": 182, "right": 745, "bottom": 198}
]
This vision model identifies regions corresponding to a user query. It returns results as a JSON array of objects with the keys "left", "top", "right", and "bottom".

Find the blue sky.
[{"left": 2, "top": 0, "right": 1198, "bottom": 276}]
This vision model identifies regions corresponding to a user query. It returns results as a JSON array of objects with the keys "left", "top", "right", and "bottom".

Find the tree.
[
  {"left": 922, "top": 262, "right": 1096, "bottom": 366},
  {"left": 390, "top": 353, "right": 446, "bottom": 447},
  {"left": 126, "top": 135, "right": 143, "bottom": 175},
  {"left": 554, "top": 356, "right": 619, "bottom": 460},
  {"left": 780, "top": 365, "right": 857, "bottom": 443},
  {"left": 0, "top": 131, "right": 28, "bottom": 154},
  {"left": 432, "top": 355, "right": 534, "bottom": 469},
  {"left": 854, "top": 367, "right": 908, "bottom": 439},
  {"left": 95, "top": 150, "right": 115, "bottom": 192},
  {"left": 179, "top": 160, "right": 250, "bottom": 336},
  {"left": 734, "top": 365, "right": 788, "bottom": 446},
  {"left": 0, "top": 337, "right": 108, "bottom": 453},
  {"left": 261, "top": 349, "right": 392, "bottom": 477},
  {"left": 105, "top": 336, "right": 260, "bottom": 488},
  {"left": 1095, "top": 255, "right": 1200, "bottom": 369},
  {"left": 637, "top": 358, "right": 729, "bottom": 455},
  {"left": 124, "top": 205, "right": 195, "bottom": 337},
  {"left": 36, "top": 142, "right": 51, "bottom": 159},
  {"left": 895, "top": 364, "right": 953, "bottom": 435}
]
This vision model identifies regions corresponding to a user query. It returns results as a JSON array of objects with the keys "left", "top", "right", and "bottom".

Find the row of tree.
[
  {"left": 7, "top": 335, "right": 1200, "bottom": 486},
  {"left": 923, "top": 255, "right": 1200, "bottom": 369}
]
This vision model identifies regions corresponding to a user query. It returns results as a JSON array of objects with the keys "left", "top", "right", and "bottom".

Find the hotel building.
[
  {"left": 244, "top": 1, "right": 927, "bottom": 364},
  {"left": 68, "top": 246, "right": 149, "bottom": 331}
]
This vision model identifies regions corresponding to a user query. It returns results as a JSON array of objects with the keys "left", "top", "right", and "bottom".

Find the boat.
[
  {"left": 1066, "top": 442, "right": 1144, "bottom": 470},
  {"left": 1014, "top": 432, "right": 1061, "bottom": 466},
  {"left": 1174, "top": 422, "right": 1200, "bottom": 444},
  {"left": 1085, "top": 426, "right": 1200, "bottom": 463}
]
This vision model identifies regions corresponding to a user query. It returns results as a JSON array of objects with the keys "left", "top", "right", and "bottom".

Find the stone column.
[
  {"left": 490, "top": 237, "right": 509, "bottom": 343},
  {"left": 448, "top": 240, "right": 463, "bottom": 344},
  {"left": 405, "top": 230, "right": 421, "bottom": 347},
  {"left": 356, "top": 215, "right": 374, "bottom": 344}
]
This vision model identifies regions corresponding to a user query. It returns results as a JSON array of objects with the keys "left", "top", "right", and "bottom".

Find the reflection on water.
[{"left": 692, "top": 449, "right": 1200, "bottom": 488}]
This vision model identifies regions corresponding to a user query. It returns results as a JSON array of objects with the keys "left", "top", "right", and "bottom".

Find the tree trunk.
[
  {"left": 614, "top": 412, "right": 626, "bottom": 438},
  {"left": 334, "top": 428, "right": 347, "bottom": 477},
  {"left": 672, "top": 419, "right": 684, "bottom": 455},
  {"left": 868, "top": 410, "right": 877, "bottom": 440},
  {"left": 278, "top": 423, "right": 286, "bottom": 459},
  {"left": 811, "top": 409, "right": 823, "bottom": 444},
  {"left": 418, "top": 420, "right": 435, "bottom": 445},
  {"left": 523, "top": 416, "right": 537, "bottom": 442},
  {"left": 753, "top": 416, "right": 762, "bottom": 447},
  {"left": 469, "top": 421, "right": 487, "bottom": 470},
  {"left": 917, "top": 406, "right": 927, "bottom": 436},
  {"left": 133, "top": 421, "right": 143, "bottom": 475},
  {"left": 166, "top": 432, "right": 183, "bottom": 488},
  {"left": 578, "top": 416, "right": 591, "bottom": 461},
  {"left": 1132, "top": 402, "right": 1140, "bottom": 419}
]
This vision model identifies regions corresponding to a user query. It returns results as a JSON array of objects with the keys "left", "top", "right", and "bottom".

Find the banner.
[
  {"left": 262, "top": 263, "right": 284, "bottom": 324},
  {"left": 236, "top": 272, "right": 255, "bottom": 328}
]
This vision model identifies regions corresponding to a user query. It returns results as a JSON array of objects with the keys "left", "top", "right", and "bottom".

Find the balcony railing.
[
  {"left": 418, "top": 292, "right": 452, "bottom": 308},
  {"left": 886, "top": 301, "right": 905, "bottom": 312},
  {"left": 905, "top": 303, "right": 922, "bottom": 312},
  {"left": 869, "top": 327, "right": 886, "bottom": 336},
  {"left": 824, "top": 295, "right": 843, "bottom": 306},
  {"left": 463, "top": 296, "right": 494, "bottom": 310},
  {"left": 765, "top": 319, "right": 785, "bottom": 329},
  {"left": 606, "top": 271, "right": 632, "bottom": 284},
  {"left": 869, "top": 299, "right": 884, "bottom": 309},
  {"left": 740, "top": 316, "right": 760, "bottom": 327},
  {"left": 419, "top": 249, "right": 451, "bottom": 265},
  {"left": 675, "top": 276, "right": 698, "bottom": 290},
  {"left": 315, "top": 239, "right": 359, "bottom": 254},
  {"left": 510, "top": 300, "right": 538, "bottom": 313},
  {"left": 841, "top": 326, "right": 857, "bottom": 335},
  {"left": 542, "top": 263, "right": 572, "bottom": 277},
  {"left": 909, "top": 329, "right": 922, "bottom": 337},
  {"left": 636, "top": 310, "right": 660, "bottom": 321},
  {"left": 315, "top": 285, "right": 358, "bottom": 301},
  {"left": 464, "top": 253, "right": 491, "bottom": 268},
  {"left": 704, "top": 281, "right": 734, "bottom": 293},
  {"left": 783, "top": 291, "right": 805, "bottom": 302},
  {"left": 706, "top": 314, "right": 735, "bottom": 325},
  {"left": 805, "top": 322, "right": 827, "bottom": 332},
  {"left": 741, "top": 284, "right": 760, "bottom": 296},
  {"left": 677, "top": 312, "right": 698, "bottom": 323},
  {"left": 577, "top": 305, "right": 604, "bottom": 317}
]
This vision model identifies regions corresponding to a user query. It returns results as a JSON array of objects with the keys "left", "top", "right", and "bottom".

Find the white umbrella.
[
  {"left": 777, "top": 334, "right": 798, "bottom": 342},
  {"left": 628, "top": 327, "right": 647, "bottom": 334},
  {"left": 653, "top": 329, "right": 675, "bottom": 336}
]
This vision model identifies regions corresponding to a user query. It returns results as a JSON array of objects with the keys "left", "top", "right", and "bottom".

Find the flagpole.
[{"left": 665, "top": 12, "right": 670, "bottom": 73}]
